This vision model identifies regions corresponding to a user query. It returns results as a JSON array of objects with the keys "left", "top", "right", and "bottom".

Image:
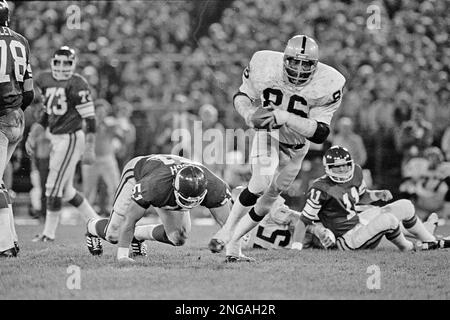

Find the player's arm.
[
  {"left": 117, "top": 201, "right": 146, "bottom": 262},
  {"left": 74, "top": 80, "right": 96, "bottom": 164},
  {"left": 234, "top": 61, "right": 260, "bottom": 127},
  {"left": 20, "top": 37, "right": 34, "bottom": 111},
  {"left": 292, "top": 187, "right": 326, "bottom": 249},
  {"left": 204, "top": 174, "right": 233, "bottom": 227},
  {"left": 358, "top": 179, "right": 393, "bottom": 204}
]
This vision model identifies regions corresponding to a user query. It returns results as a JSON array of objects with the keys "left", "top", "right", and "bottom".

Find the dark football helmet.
[
  {"left": 173, "top": 165, "right": 208, "bottom": 210},
  {"left": 323, "top": 146, "right": 354, "bottom": 183},
  {"left": 0, "top": 0, "right": 9, "bottom": 27},
  {"left": 283, "top": 35, "right": 319, "bottom": 86},
  {"left": 51, "top": 46, "right": 76, "bottom": 80}
]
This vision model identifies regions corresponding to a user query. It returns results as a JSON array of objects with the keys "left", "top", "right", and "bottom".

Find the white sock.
[
  {"left": 0, "top": 208, "right": 14, "bottom": 251},
  {"left": 87, "top": 218, "right": 101, "bottom": 236},
  {"left": 42, "top": 210, "right": 60, "bottom": 239},
  {"left": 405, "top": 217, "right": 436, "bottom": 242},
  {"left": 389, "top": 233, "right": 414, "bottom": 251},
  {"left": 226, "top": 213, "right": 260, "bottom": 256},
  {"left": 77, "top": 199, "right": 101, "bottom": 222},
  {"left": 134, "top": 224, "right": 158, "bottom": 241},
  {"left": 8, "top": 204, "right": 17, "bottom": 242},
  {"left": 213, "top": 198, "right": 252, "bottom": 244}
]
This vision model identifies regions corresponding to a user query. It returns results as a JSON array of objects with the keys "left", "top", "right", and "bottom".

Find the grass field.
[{"left": 1, "top": 223, "right": 450, "bottom": 300}]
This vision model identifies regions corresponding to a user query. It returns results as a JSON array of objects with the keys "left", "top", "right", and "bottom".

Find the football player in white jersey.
[{"left": 209, "top": 35, "right": 346, "bottom": 261}]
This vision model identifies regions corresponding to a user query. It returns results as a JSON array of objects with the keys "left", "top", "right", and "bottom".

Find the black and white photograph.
[{"left": 0, "top": 0, "right": 449, "bottom": 309}]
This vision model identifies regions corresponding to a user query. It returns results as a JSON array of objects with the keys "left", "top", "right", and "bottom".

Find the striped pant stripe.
[
  {"left": 50, "top": 133, "right": 76, "bottom": 198},
  {"left": 112, "top": 168, "right": 134, "bottom": 207}
]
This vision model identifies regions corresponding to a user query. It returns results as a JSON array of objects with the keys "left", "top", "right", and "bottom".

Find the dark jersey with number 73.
[{"left": 0, "top": 26, "right": 32, "bottom": 115}]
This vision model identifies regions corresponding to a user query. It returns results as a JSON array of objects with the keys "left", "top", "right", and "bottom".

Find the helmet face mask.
[
  {"left": 283, "top": 35, "right": 319, "bottom": 86},
  {"left": 173, "top": 165, "right": 208, "bottom": 210},
  {"left": 323, "top": 146, "right": 355, "bottom": 183},
  {"left": 174, "top": 188, "right": 208, "bottom": 210},
  {"left": 51, "top": 47, "right": 76, "bottom": 81}
]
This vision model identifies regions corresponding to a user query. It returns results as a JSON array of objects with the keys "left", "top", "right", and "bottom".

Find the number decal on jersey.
[
  {"left": 0, "top": 39, "right": 27, "bottom": 83},
  {"left": 310, "top": 188, "right": 321, "bottom": 204},
  {"left": 342, "top": 186, "right": 360, "bottom": 220},
  {"left": 256, "top": 226, "right": 291, "bottom": 247},
  {"left": 243, "top": 66, "right": 250, "bottom": 79},
  {"left": 45, "top": 87, "right": 68, "bottom": 115},
  {"left": 131, "top": 183, "right": 143, "bottom": 201},
  {"left": 78, "top": 90, "right": 91, "bottom": 103},
  {"left": 262, "top": 88, "right": 307, "bottom": 118},
  {"left": 332, "top": 90, "right": 342, "bottom": 103}
]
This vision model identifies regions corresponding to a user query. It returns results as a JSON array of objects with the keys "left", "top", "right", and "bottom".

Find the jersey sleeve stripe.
[
  {"left": 302, "top": 205, "right": 320, "bottom": 220},
  {"left": 76, "top": 102, "right": 94, "bottom": 109},
  {"left": 76, "top": 103, "right": 95, "bottom": 118},
  {"left": 306, "top": 199, "right": 321, "bottom": 209}
]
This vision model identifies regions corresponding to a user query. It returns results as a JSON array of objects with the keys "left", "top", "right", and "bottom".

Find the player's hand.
[
  {"left": 83, "top": 145, "right": 96, "bottom": 165},
  {"left": 272, "top": 109, "right": 290, "bottom": 126},
  {"left": 25, "top": 138, "right": 35, "bottom": 156},
  {"left": 249, "top": 108, "right": 276, "bottom": 129},
  {"left": 374, "top": 190, "right": 393, "bottom": 202},
  {"left": 318, "top": 228, "right": 336, "bottom": 249}
]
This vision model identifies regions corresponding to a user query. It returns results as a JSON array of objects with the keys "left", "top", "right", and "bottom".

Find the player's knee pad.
[
  {"left": 385, "top": 199, "right": 415, "bottom": 221},
  {"left": 238, "top": 187, "right": 260, "bottom": 207},
  {"left": 47, "top": 196, "right": 62, "bottom": 211},
  {"left": 247, "top": 173, "right": 271, "bottom": 196},
  {"left": 167, "top": 229, "right": 188, "bottom": 246},
  {"left": 367, "top": 212, "right": 399, "bottom": 237}
]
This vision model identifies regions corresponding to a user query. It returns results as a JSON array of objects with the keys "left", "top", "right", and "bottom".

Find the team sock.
[
  {"left": 227, "top": 207, "right": 263, "bottom": 256},
  {"left": 134, "top": 224, "right": 158, "bottom": 241},
  {"left": 403, "top": 215, "right": 436, "bottom": 242},
  {"left": 0, "top": 208, "right": 14, "bottom": 252},
  {"left": 42, "top": 210, "right": 60, "bottom": 239}
]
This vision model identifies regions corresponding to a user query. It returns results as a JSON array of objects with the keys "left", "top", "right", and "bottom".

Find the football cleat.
[
  {"left": 0, "top": 247, "right": 17, "bottom": 258},
  {"left": 208, "top": 238, "right": 225, "bottom": 253},
  {"left": 130, "top": 238, "right": 147, "bottom": 257},
  {"left": 413, "top": 240, "right": 450, "bottom": 251},
  {"left": 225, "top": 254, "right": 256, "bottom": 263},
  {"left": 86, "top": 232, "right": 103, "bottom": 256},
  {"left": 14, "top": 241, "right": 19, "bottom": 254},
  {"left": 32, "top": 234, "right": 54, "bottom": 242}
]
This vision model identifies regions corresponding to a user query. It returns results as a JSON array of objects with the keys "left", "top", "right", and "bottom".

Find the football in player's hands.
[{"left": 250, "top": 107, "right": 282, "bottom": 130}]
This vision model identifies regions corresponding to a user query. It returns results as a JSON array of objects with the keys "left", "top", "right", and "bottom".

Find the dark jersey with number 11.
[
  {"left": 300, "top": 165, "right": 366, "bottom": 237},
  {"left": 0, "top": 26, "right": 32, "bottom": 114}
]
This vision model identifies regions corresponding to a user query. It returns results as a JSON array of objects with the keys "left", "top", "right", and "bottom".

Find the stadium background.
[{"left": 6, "top": 0, "right": 449, "bottom": 212}]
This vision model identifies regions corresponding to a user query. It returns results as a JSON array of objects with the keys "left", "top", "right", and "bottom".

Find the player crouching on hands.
[
  {"left": 291, "top": 146, "right": 449, "bottom": 252},
  {"left": 85, "top": 154, "right": 237, "bottom": 264}
]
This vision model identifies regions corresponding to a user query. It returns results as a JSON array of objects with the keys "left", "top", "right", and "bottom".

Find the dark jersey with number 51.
[
  {"left": 36, "top": 71, "right": 93, "bottom": 134},
  {"left": 301, "top": 165, "right": 366, "bottom": 237},
  {"left": 0, "top": 26, "right": 32, "bottom": 114},
  {"left": 131, "top": 154, "right": 231, "bottom": 210}
]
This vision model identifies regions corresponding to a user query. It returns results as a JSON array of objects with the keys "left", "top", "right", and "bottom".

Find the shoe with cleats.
[
  {"left": 225, "top": 254, "right": 256, "bottom": 263},
  {"left": 32, "top": 234, "right": 54, "bottom": 242},
  {"left": 130, "top": 238, "right": 147, "bottom": 257},
  {"left": 0, "top": 247, "right": 18, "bottom": 258},
  {"left": 86, "top": 232, "right": 103, "bottom": 256}
]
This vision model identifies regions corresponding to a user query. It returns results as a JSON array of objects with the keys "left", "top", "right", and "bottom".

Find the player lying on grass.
[
  {"left": 290, "top": 146, "right": 450, "bottom": 251},
  {"left": 239, "top": 190, "right": 439, "bottom": 251},
  {"left": 85, "top": 154, "right": 251, "bottom": 263}
]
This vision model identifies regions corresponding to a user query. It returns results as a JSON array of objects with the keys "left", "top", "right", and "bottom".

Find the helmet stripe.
[{"left": 300, "top": 35, "right": 307, "bottom": 54}]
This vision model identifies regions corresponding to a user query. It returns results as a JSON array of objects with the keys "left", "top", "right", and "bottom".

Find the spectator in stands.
[
  {"left": 441, "top": 126, "right": 450, "bottom": 161},
  {"left": 395, "top": 106, "right": 433, "bottom": 162},
  {"left": 332, "top": 117, "right": 367, "bottom": 167}
]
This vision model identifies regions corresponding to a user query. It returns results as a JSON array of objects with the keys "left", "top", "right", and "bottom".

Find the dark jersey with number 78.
[{"left": 0, "top": 26, "right": 32, "bottom": 115}]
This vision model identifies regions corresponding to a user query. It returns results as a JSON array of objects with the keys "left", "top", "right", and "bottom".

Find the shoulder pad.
[
  {"left": 248, "top": 50, "right": 283, "bottom": 84},
  {"left": 309, "top": 63, "right": 346, "bottom": 104},
  {"left": 311, "top": 175, "right": 332, "bottom": 193}
]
